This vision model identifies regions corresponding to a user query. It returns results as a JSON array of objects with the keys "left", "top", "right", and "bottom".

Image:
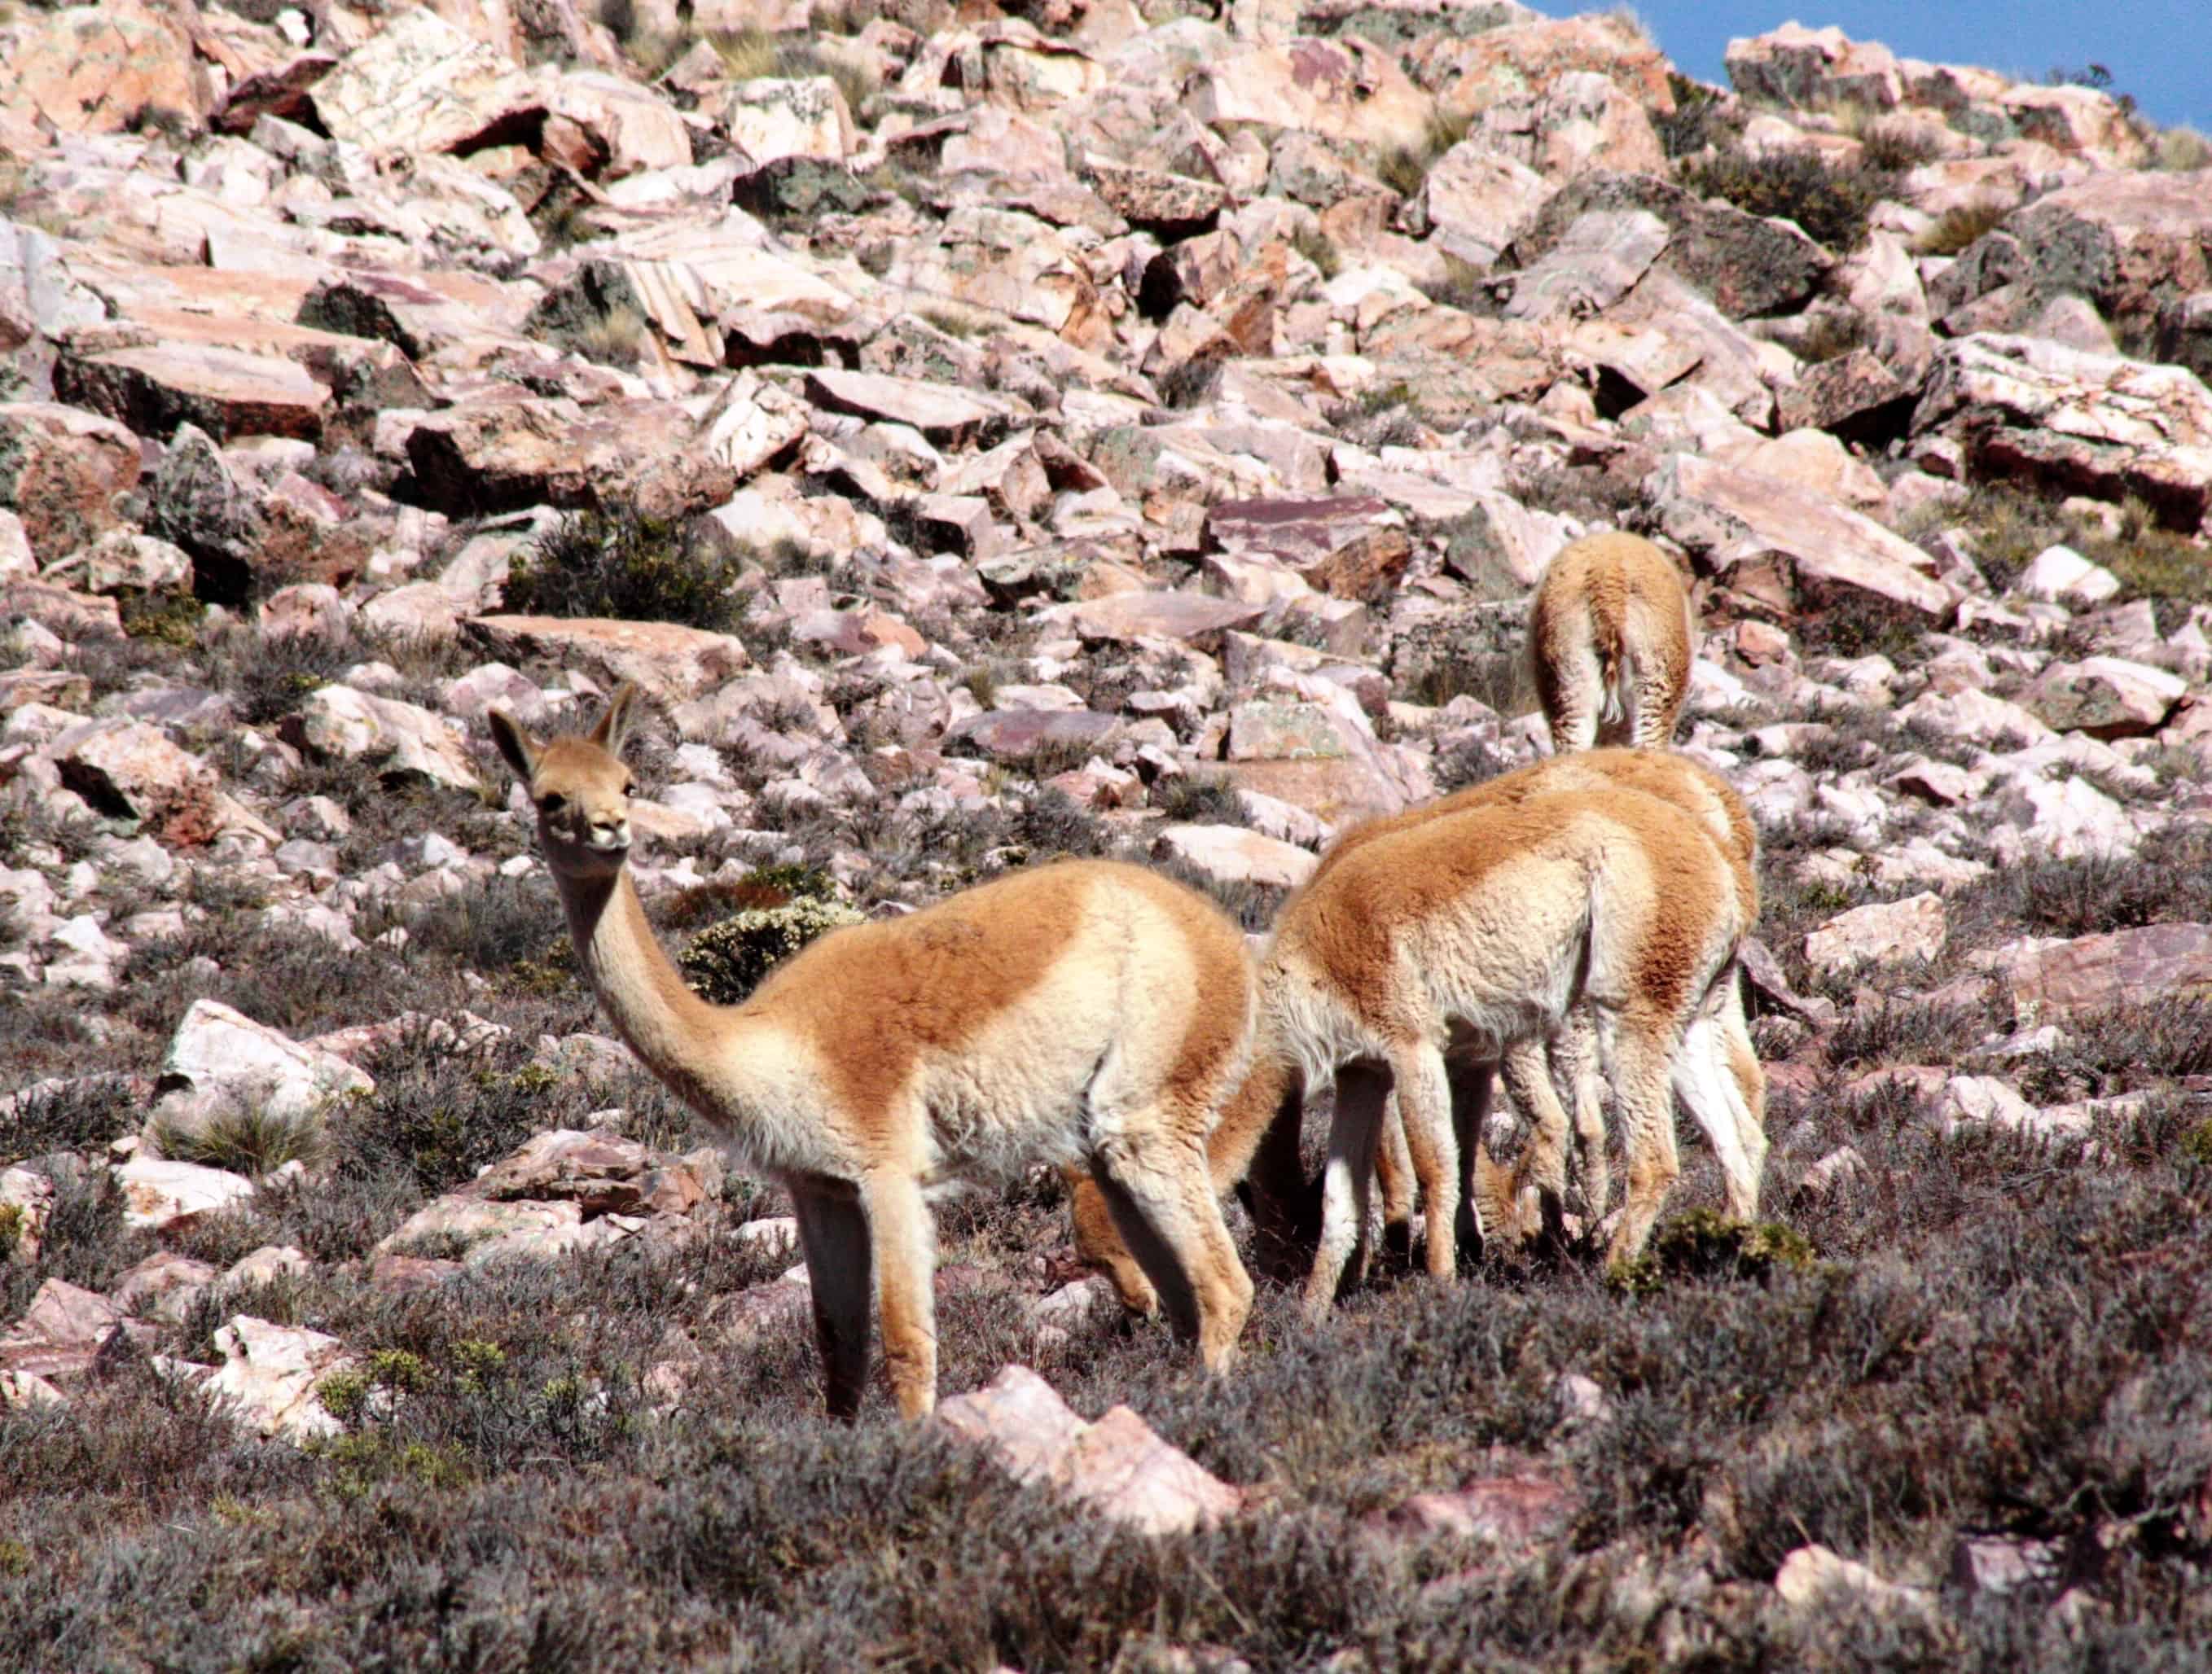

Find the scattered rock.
[{"left": 937, "top": 1365, "right": 1242, "bottom": 1536}]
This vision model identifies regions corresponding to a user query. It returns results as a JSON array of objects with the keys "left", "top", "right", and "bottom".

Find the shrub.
[
  {"left": 2155, "top": 125, "right": 2212, "bottom": 171},
  {"left": 1914, "top": 198, "right": 2009, "bottom": 256},
  {"left": 1152, "top": 775, "right": 1249, "bottom": 827},
  {"left": 1375, "top": 107, "right": 1469, "bottom": 199},
  {"left": 147, "top": 1103, "right": 328, "bottom": 1177},
  {"left": 503, "top": 508, "right": 744, "bottom": 630},
  {"left": 1655, "top": 71, "right": 1738, "bottom": 159},
  {"left": 678, "top": 896, "right": 864, "bottom": 1004},
  {"left": 1679, "top": 147, "right": 1890, "bottom": 252},
  {"left": 1858, "top": 119, "right": 1942, "bottom": 173}
]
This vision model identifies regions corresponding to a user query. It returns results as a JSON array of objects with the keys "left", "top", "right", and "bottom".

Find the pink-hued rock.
[
  {"left": 1650, "top": 452, "right": 1960, "bottom": 616},
  {"left": 112, "top": 1251, "right": 220, "bottom": 1320},
  {"left": 52, "top": 721, "right": 222, "bottom": 844},
  {"left": 466, "top": 616, "right": 751, "bottom": 708},
  {"left": 113, "top": 1158, "right": 257, "bottom": 1232},
  {"left": 1911, "top": 334, "right": 2212, "bottom": 532},
  {"left": 0, "top": 2, "right": 205, "bottom": 137},
  {"left": 1187, "top": 36, "right": 1434, "bottom": 151},
  {"left": 1413, "top": 13, "right": 1670, "bottom": 124},
  {"left": 0, "top": 1278, "right": 126, "bottom": 1386},
  {"left": 55, "top": 342, "right": 329, "bottom": 445},
  {"left": 1204, "top": 497, "right": 1411, "bottom": 600},
  {"left": 937, "top": 1365, "right": 1242, "bottom": 1536},
  {"left": 1368, "top": 1466, "right": 1573, "bottom": 1547},
  {"left": 1151, "top": 823, "right": 1318, "bottom": 889},
  {"left": 0, "top": 403, "right": 143, "bottom": 563},
  {"left": 308, "top": 7, "right": 542, "bottom": 156},
  {"left": 1, "top": 1168, "right": 54, "bottom": 1265},
  {"left": 1044, "top": 590, "right": 1268, "bottom": 651},
  {"left": 205, "top": 1315, "right": 354, "bottom": 1442},
  {"left": 1995, "top": 923, "right": 2212, "bottom": 1022},
  {"left": 288, "top": 686, "right": 481, "bottom": 792},
  {"left": 1804, "top": 893, "right": 1947, "bottom": 975}
]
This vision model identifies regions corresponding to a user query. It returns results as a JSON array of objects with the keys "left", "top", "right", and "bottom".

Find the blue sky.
[{"left": 1591, "top": 2, "right": 2211, "bottom": 133}]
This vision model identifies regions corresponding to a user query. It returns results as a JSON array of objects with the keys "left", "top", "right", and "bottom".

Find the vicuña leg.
[
  {"left": 1605, "top": 1019, "right": 1685, "bottom": 1266},
  {"left": 1448, "top": 1055, "right": 1494, "bottom": 1261},
  {"left": 1500, "top": 1036, "right": 1577, "bottom": 1247},
  {"left": 1065, "top": 1162, "right": 1158, "bottom": 1316},
  {"left": 865, "top": 1172, "right": 940, "bottom": 1420},
  {"left": 791, "top": 1177, "right": 873, "bottom": 1419},
  {"left": 1551, "top": 1007, "right": 1611, "bottom": 1222},
  {"left": 1089, "top": 1128, "right": 1253, "bottom": 1370},
  {"left": 1304, "top": 1059, "right": 1390, "bottom": 1320},
  {"left": 1388, "top": 1041, "right": 1460, "bottom": 1282}
]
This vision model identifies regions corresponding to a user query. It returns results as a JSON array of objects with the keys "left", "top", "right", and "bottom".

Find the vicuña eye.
[
  {"left": 539, "top": 793, "right": 566, "bottom": 813},
  {"left": 622, "top": 778, "right": 635, "bottom": 795}
]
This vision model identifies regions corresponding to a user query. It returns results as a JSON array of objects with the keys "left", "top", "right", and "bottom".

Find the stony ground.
[{"left": 5, "top": 0, "right": 2212, "bottom": 1667}]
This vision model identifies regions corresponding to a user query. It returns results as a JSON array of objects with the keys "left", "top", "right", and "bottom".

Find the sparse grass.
[
  {"left": 1376, "top": 107, "right": 1470, "bottom": 200},
  {"left": 1151, "top": 775, "right": 1249, "bottom": 827},
  {"left": 1656, "top": 71, "right": 1741, "bottom": 160},
  {"left": 1857, "top": 118, "right": 1942, "bottom": 173},
  {"left": 1914, "top": 198, "right": 2010, "bottom": 256},
  {"left": 148, "top": 1105, "right": 328, "bottom": 1177},
  {"left": 573, "top": 303, "right": 647, "bottom": 367},
  {"left": 1415, "top": 252, "right": 1486, "bottom": 313},
  {"left": 1793, "top": 307, "right": 1866, "bottom": 366},
  {"left": 1680, "top": 147, "right": 1893, "bottom": 253},
  {"left": 1155, "top": 356, "right": 1225, "bottom": 410},
  {"left": 503, "top": 506, "right": 744, "bottom": 630},
  {"left": 2153, "top": 125, "right": 2212, "bottom": 171},
  {"left": 1291, "top": 223, "right": 1341, "bottom": 282}
]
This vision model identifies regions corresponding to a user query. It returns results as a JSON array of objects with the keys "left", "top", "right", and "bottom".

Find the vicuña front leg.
[
  {"left": 791, "top": 1177, "right": 873, "bottom": 1419},
  {"left": 1088, "top": 1128, "right": 1253, "bottom": 1370},
  {"left": 1389, "top": 1041, "right": 1460, "bottom": 1282}
]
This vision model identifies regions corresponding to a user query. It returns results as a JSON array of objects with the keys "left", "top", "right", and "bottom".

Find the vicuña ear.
[
  {"left": 590, "top": 682, "right": 639, "bottom": 756},
  {"left": 487, "top": 708, "right": 538, "bottom": 784}
]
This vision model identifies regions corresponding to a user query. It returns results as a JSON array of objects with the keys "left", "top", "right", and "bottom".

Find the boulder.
[
  {"left": 113, "top": 1157, "right": 256, "bottom": 1232},
  {"left": 402, "top": 392, "right": 787, "bottom": 522},
  {"left": 802, "top": 370, "right": 1014, "bottom": 446},
  {"left": 1649, "top": 453, "right": 1959, "bottom": 617},
  {"left": 1997, "top": 923, "right": 2212, "bottom": 1021},
  {"left": 0, "top": 1278, "right": 126, "bottom": 1386},
  {"left": 51, "top": 721, "right": 222, "bottom": 844},
  {"left": 1804, "top": 892, "right": 1946, "bottom": 975},
  {"left": 0, "top": 2, "right": 205, "bottom": 137},
  {"left": 308, "top": 7, "right": 542, "bottom": 156},
  {"left": 718, "top": 76, "right": 857, "bottom": 164},
  {"left": 288, "top": 687, "right": 482, "bottom": 791},
  {"left": 0, "top": 1167, "right": 53, "bottom": 1264},
  {"left": 2023, "top": 656, "right": 2188, "bottom": 739},
  {"left": 1411, "top": 12, "right": 1670, "bottom": 122},
  {"left": 55, "top": 342, "right": 328, "bottom": 445},
  {"left": 1368, "top": 1466, "right": 1573, "bottom": 1547},
  {"left": 466, "top": 616, "right": 751, "bottom": 708},
  {"left": 1503, "top": 170, "right": 1831, "bottom": 319},
  {"left": 0, "top": 403, "right": 142, "bottom": 563},
  {"left": 1724, "top": 24, "right": 1903, "bottom": 111},
  {"left": 1911, "top": 334, "right": 2212, "bottom": 532},
  {"left": 111, "top": 1251, "right": 219, "bottom": 1321},
  {"left": 936, "top": 1365, "right": 1241, "bottom": 1536},
  {"left": 1043, "top": 590, "right": 1267, "bottom": 651},
  {"left": 1151, "top": 823, "right": 1318, "bottom": 888},
  {"left": 1203, "top": 496, "right": 1411, "bottom": 599},
  {"left": 156, "top": 999, "right": 375, "bottom": 1130},
  {"left": 1187, "top": 36, "right": 1434, "bottom": 151},
  {"left": 1773, "top": 1544, "right": 1936, "bottom": 1620},
  {"left": 205, "top": 1315, "right": 354, "bottom": 1442}
]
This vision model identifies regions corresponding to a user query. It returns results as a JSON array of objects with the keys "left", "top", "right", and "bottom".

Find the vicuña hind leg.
[
  {"left": 791, "top": 1177, "right": 874, "bottom": 1419},
  {"left": 1500, "top": 1036, "right": 1576, "bottom": 1246},
  {"left": 1374, "top": 1095, "right": 1415, "bottom": 1264},
  {"left": 865, "top": 1172, "right": 940, "bottom": 1420},
  {"left": 1448, "top": 1056, "right": 1494, "bottom": 1262},
  {"left": 1606, "top": 1021, "right": 1684, "bottom": 1267},
  {"left": 1304, "top": 1060, "right": 1389, "bottom": 1320},
  {"left": 1720, "top": 977, "right": 1769, "bottom": 1208},
  {"left": 1555, "top": 1006, "right": 1610, "bottom": 1222},
  {"left": 1090, "top": 1125, "right": 1253, "bottom": 1371}
]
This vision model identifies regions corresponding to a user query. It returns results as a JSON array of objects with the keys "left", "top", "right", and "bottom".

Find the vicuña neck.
[{"left": 555, "top": 865, "right": 726, "bottom": 1109}]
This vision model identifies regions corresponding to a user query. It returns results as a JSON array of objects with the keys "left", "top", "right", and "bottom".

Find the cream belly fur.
[
  {"left": 489, "top": 686, "right": 1255, "bottom": 1420},
  {"left": 1528, "top": 532, "right": 1696, "bottom": 752}
]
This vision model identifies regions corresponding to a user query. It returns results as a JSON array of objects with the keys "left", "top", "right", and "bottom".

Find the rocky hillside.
[{"left": 4, "top": 1, "right": 2212, "bottom": 1666}]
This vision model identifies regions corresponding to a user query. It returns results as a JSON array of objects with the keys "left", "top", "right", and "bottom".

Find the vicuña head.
[{"left": 489, "top": 685, "right": 1256, "bottom": 1419}]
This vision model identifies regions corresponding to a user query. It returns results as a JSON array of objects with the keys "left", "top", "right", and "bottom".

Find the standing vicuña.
[
  {"left": 489, "top": 686, "right": 1255, "bottom": 1418},
  {"left": 1267, "top": 787, "right": 1749, "bottom": 1312},
  {"left": 1528, "top": 532, "right": 1696, "bottom": 752},
  {"left": 1069, "top": 749, "right": 1767, "bottom": 1310}
]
